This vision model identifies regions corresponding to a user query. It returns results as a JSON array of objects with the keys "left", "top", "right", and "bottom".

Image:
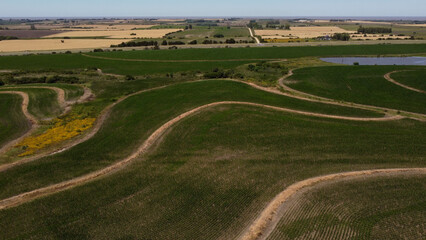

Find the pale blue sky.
[{"left": 0, "top": 0, "right": 425, "bottom": 17}]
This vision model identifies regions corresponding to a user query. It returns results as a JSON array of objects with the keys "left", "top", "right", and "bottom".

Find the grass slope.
[
  {"left": 288, "top": 66, "right": 426, "bottom": 114},
  {"left": 390, "top": 69, "right": 426, "bottom": 92},
  {"left": 0, "top": 87, "right": 62, "bottom": 119},
  {"left": 268, "top": 174, "right": 425, "bottom": 240},
  {"left": 0, "top": 105, "right": 424, "bottom": 239},
  {"left": 0, "top": 94, "right": 30, "bottom": 148},
  {"left": 0, "top": 80, "right": 382, "bottom": 200}
]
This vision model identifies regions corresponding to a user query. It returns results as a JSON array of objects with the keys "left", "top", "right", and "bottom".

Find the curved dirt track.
[
  {"left": 0, "top": 85, "right": 165, "bottom": 172},
  {"left": 81, "top": 53, "right": 285, "bottom": 63},
  {"left": 384, "top": 71, "right": 425, "bottom": 94},
  {"left": 0, "top": 85, "right": 92, "bottom": 157},
  {"left": 0, "top": 77, "right": 398, "bottom": 173},
  {"left": 1, "top": 86, "right": 67, "bottom": 108},
  {"left": 278, "top": 70, "right": 426, "bottom": 121},
  {"left": 238, "top": 167, "right": 426, "bottom": 240},
  {"left": 0, "top": 91, "right": 38, "bottom": 155},
  {"left": 0, "top": 100, "right": 404, "bottom": 210}
]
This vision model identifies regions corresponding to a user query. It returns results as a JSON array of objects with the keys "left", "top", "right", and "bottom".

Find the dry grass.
[
  {"left": 0, "top": 39, "right": 126, "bottom": 52},
  {"left": 256, "top": 27, "right": 354, "bottom": 39},
  {"left": 43, "top": 29, "right": 182, "bottom": 39}
]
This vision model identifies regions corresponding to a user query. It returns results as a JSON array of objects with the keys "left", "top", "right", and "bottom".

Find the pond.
[{"left": 320, "top": 57, "right": 426, "bottom": 66}]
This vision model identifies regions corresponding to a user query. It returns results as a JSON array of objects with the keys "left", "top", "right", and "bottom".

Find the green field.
[
  {"left": 287, "top": 66, "right": 426, "bottom": 114},
  {"left": 269, "top": 174, "right": 425, "bottom": 240},
  {"left": 390, "top": 69, "right": 426, "bottom": 92},
  {"left": 0, "top": 43, "right": 425, "bottom": 239},
  {"left": 0, "top": 87, "right": 62, "bottom": 119},
  {"left": 0, "top": 94, "right": 30, "bottom": 148},
  {"left": 0, "top": 105, "right": 424, "bottom": 239},
  {"left": 0, "top": 44, "right": 425, "bottom": 76},
  {"left": 0, "top": 80, "right": 383, "bottom": 200},
  {"left": 88, "top": 44, "right": 426, "bottom": 60}
]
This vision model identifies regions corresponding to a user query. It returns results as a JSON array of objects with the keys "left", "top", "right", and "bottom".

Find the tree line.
[{"left": 358, "top": 26, "right": 392, "bottom": 34}]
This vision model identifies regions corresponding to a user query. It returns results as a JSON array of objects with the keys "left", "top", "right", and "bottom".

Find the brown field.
[
  {"left": 58, "top": 24, "right": 156, "bottom": 31},
  {"left": 43, "top": 29, "right": 182, "bottom": 39},
  {"left": 0, "top": 39, "right": 126, "bottom": 52},
  {"left": 0, "top": 30, "right": 67, "bottom": 38},
  {"left": 256, "top": 27, "right": 354, "bottom": 39}
]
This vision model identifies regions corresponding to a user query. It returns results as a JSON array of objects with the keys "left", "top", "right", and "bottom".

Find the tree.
[
  {"left": 161, "top": 40, "right": 168, "bottom": 45},
  {"left": 189, "top": 40, "right": 198, "bottom": 45},
  {"left": 30, "top": 24, "right": 36, "bottom": 30},
  {"left": 332, "top": 33, "right": 351, "bottom": 41},
  {"left": 0, "top": 79, "right": 4, "bottom": 86},
  {"left": 213, "top": 33, "right": 224, "bottom": 38}
]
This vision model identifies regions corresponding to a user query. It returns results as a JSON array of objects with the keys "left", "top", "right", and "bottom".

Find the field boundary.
[
  {"left": 238, "top": 168, "right": 426, "bottom": 240},
  {"left": 384, "top": 70, "right": 425, "bottom": 94},
  {"left": 0, "top": 100, "right": 404, "bottom": 210}
]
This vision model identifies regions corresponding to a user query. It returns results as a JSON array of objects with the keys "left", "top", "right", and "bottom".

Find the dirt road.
[{"left": 384, "top": 71, "right": 425, "bottom": 94}]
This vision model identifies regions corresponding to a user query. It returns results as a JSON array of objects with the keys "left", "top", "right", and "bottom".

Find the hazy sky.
[{"left": 0, "top": 0, "right": 425, "bottom": 17}]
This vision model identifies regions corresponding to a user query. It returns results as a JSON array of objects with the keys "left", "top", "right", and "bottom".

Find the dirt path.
[
  {"left": 248, "top": 28, "right": 261, "bottom": 44},
  {"left": 0, "top": 91, "right": 38, "bottom": 155},
  {"left": 278, "top": 70, "right": 426, "bottom": 121},
  {"left": 0, "top": 86, "right": 67, "bottom": 109},
  {"left": 238, "top": 167, "right": 426, "bottom": 240},
  {"left": 81, "top": 53, "right": 284, "bottom": 62},
  {"left": 0, "top": 86, "right": 92, "bottom": 156},
  {"left": 0, "top": 85, "right": 166, "bottom": 172},
  {"left": 0, "top": 100, "right": 405, "bottom": 210},
  {"left": 384, "top": 71, "right": 425, "bottom": 94}
]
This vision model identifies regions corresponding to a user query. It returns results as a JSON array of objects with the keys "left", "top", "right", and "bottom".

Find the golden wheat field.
[
  {"left": 256, "top": 27, "right": 354, "bottom": 39},
  {"left": 43, "top": 29, "right": 182, "bottom": 39},
  {"left": 0, "top": 39, "right": 126, "bottom": 52}
]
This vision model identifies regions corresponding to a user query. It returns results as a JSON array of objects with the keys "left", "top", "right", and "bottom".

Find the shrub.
[
  {"left": 188, "top": 40, "right": 198, "bottom": 45},
  {"left": 225, "top": 38, "right": 236, "bottom": 44},
  {"left": 0, "top": 79, "right": 4, "bottom": 86},
  {"left": 213, "top": 33, "right": 224, "bottom": 38},
  {"left": 125, "top": 75, "right": 136, "bottom": 81},
  {"left": 93, "top": 48, "right": 104, "bottom": 52}
]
